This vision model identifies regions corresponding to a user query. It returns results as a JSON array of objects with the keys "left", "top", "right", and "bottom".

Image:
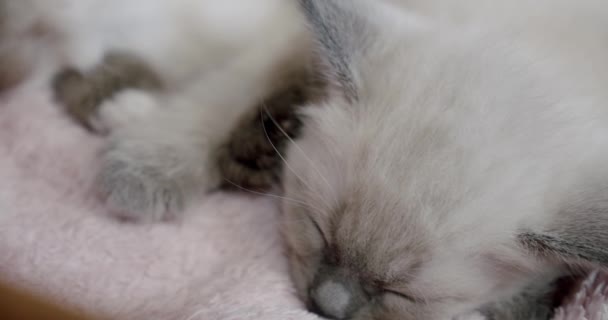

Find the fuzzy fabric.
[{"left": 0, "top": 87, "right": 607, "bottom": 320}]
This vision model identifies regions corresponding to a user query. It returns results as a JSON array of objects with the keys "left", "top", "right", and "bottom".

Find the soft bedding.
[{"left": 0, "top": 86, "right": 606, "bottom": 320}]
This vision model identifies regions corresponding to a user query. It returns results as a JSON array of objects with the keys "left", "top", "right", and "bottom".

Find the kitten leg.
[
  {"left": 96, "top": 89, "right": 221, "bottom": 221},
  {"left": 102, "top": 85, "right": 308, "bottom": 216},
  {"left": 97, "top": 70, "right": 271, "bottom": 221},
  {"left": 478, "top": 275, "right": 568, "bottom": 320},
  {"left": 52, "top": 51, "right": 162, "bottom": 134}
]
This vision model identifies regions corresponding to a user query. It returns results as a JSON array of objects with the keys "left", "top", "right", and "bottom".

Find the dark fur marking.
[
  {"left": 218, "top": 71, "right": 318, "bottom": 191},
  {"left": 297, "top": 0, "right": 373, "bottom": 100},
  {"left": 518, "top": 194, "right": 608, "bottom": 266},
  {"left": 53, "top": 51, "right": 162, "bottom": 133},
  {"left": 519, "top": 231, "right": 608, "bottom": 266},
  {"left": 512, "top": 187, "right": 608, "bottom": 318},
  {"left": 479, "top": 275, "right": 570, "bottom": 320}
]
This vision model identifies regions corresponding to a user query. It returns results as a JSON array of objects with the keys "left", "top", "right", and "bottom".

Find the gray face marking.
[
  {"left": 313, "top": 280, "right": 352, "bottom": 319},
  {"left": 309, "top": 265, "right": 373, "bottom": 319}
]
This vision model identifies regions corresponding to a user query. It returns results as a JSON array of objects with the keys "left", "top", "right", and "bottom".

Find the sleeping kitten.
[
  {"left": 282, "top": 0, "right": 608, "bottom": 319},
  {"left": 6, "top": 0, "right": 608, "bottom": 318},
  {"left": 1, "top": 0, "right": 311, "bottom": 220}
]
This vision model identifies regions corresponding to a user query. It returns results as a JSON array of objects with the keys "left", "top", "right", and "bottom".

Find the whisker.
[
  {"left": 261, "top": 106, "right": 337, "bottom": 206},
  {"left": 223, "top": 178, "right": 327, "bottom": 215},
  {"left": 259, "top": 105, "right": 334, "bottom": 211},
  {"left": 184, "top": 308, "right": 205, "bottom": 320}
]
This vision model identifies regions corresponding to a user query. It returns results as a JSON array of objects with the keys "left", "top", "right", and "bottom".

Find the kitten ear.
[
  {"left": 297, "top": 0, "right": 387, "bottom": 100},
  {"left": 519, "top": 190, "right": 608, "bottom": 266}
]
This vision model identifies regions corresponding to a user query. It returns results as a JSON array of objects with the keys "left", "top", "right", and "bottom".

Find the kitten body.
[
  {"left": 283, "top": 0, "right": 608, "bottom": 319},
  {"left": 2, "top": 0, "right": 309, "bottom": 220}
]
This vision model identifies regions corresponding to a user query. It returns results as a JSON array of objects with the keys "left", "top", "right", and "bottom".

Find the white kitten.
[
  {"left": 283, "top": 0, "right": 608, "bottom": 319},
  {"left": 2, "top": 0, "right": 309, "bottom": 220}
]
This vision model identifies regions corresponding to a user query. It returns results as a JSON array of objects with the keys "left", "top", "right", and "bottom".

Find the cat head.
[{"left": 281, "top": 1, "right": 608, "bottom": 319}]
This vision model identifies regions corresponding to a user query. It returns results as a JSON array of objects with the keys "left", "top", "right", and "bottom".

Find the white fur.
[
  {"left": 3, "top": 0, "right": 308, "bottom": 220},
  {"left": 282, "top": 0, "right": 608, "bottom": 319}
]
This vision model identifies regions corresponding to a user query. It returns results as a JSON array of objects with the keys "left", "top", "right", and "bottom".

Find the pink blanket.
[{"left": 0, "top": 87, "right": 606, "bottom": 320}]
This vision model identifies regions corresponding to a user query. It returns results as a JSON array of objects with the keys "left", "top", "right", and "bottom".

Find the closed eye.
[
  {"left": 384, "top": 289, "right": 419, "bottom": 303},
  {"left": 306, "top": 214, "right": 329, "bottom": 248}
]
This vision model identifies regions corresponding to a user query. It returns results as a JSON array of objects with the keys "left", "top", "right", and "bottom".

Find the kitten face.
[
  {"left": 281, "top": 99, "right": 546, "bottom": 319},
  {"left": 283, "top": 0, "right": 608, "bottom": 319}
]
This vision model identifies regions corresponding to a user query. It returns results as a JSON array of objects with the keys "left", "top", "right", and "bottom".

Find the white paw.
[
  {"left": 97, "top": 143, "right": 186, "bottom": 222},
  {"left": 92, "top": 89, "right": 161, "bottom": 134}
]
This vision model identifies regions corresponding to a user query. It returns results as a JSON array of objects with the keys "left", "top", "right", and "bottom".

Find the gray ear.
[
  {"left": 519, "top": 192, "right": 608, "bottom": 266},
  {"left": 297, "top": 0, "right": 381, "bottom": 100}
]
